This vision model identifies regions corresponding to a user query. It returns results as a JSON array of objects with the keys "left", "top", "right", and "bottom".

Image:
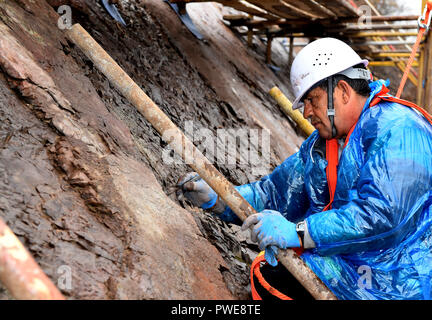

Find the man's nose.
[{"left": 303, "top": 103, "right": 313, "bottom": 120}]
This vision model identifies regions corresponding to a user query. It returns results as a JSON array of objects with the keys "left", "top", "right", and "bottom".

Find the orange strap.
[
  {"left": 396, "top": 2, "right": 432, "bottom": 98},
  {"left": 323, "top": 139, "right": 339, "bottom": 211},
  {"left": 371, "top": 82, "right": 432, "bottom": 126},
  {"left": 250, "top": 254, "right": 293, "bottom": 300},
  {"left": 373, "top": 95, "right": 432, "bottom": 126}
]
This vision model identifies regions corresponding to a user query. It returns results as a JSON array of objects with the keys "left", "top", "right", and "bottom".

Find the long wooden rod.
[
  {"left": 0, "top": 217, "right": 65, "bottom": 300},
  {"left": 269, "top": 87, "right": 315, "bottom": 136},
  {"left": 65, "top": 23, "right": 337, "bottom": 300}
]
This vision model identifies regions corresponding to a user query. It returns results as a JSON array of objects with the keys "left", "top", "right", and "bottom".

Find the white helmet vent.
[{"left": 313, "top": 53, "right": 333, "bottom": 67}]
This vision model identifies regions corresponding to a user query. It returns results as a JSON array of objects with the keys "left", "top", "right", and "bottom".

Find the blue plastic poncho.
[{"left": 220, "top": 80, "right": 432, "bottom": 300}]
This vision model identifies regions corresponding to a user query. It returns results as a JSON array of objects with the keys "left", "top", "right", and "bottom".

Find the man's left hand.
[{"left": 241, "top": 210, "right": 301, "bottom": 266}]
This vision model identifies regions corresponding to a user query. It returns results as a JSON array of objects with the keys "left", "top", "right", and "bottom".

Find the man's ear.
[{"left": 337, "top": 80, "right": 351, "bottom": 105}]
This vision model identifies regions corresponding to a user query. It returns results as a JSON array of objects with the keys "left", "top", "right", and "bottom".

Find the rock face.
[{"left": 0, "top": 0, "right": 301, "bottom": 299}]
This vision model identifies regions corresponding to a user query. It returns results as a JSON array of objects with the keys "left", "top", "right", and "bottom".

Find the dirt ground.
[{"left": 0, "top": 0, "right": 306, "bottom": 299}]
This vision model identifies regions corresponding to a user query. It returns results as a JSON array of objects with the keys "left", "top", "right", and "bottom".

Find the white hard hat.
[{"left": 290, "top": 38, "right": 369, "bottom": 110}]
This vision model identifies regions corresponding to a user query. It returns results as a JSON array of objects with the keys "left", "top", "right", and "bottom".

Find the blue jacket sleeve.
[
  {"left": 219, "top": 134, "right": 315, "bottom": 225},
  {"left": 306, "top": 110, "right": 432, "bottom": 256}
]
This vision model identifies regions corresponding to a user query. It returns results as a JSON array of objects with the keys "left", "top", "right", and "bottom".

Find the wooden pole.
[
  {"left": 424, "top": 31, "right": 432, "bottom": 113},
  {"left": 269, "top": 87, "right": 315, "bottom": 136},
  {"left": 266, "top": 35, "right": 273, "bottom": 64},
  {"left": 419, "top": 0, "right": 429, "bottom": 108},
  {"left": 66, "top": 23, "right": 338, "bottom": 300},
  {"left": 247, "top": 26, "right": 253, "bottom": 47},
  {"left": 288, "top": 36, "right": 294, "bottom": 70},
  {"left": 0, "top": 218, "right": 65, "bottom": 300},
  {"left": 417, "top": 44, "right": 426, "bottom": 107}
]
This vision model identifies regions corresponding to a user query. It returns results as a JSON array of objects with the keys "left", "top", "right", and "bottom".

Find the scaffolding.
[{"left": 171, "top": 0, "right": 432, "bottom": 112}]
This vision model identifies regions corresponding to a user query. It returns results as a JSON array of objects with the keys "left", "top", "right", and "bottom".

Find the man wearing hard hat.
[{"left": 178, "top": 38, "right": 432, "bottom": 300}]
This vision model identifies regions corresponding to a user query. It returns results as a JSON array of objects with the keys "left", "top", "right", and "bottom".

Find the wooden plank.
[
  {"left": 246, "top": 0, "right": 322, "bottom": 19},
  {"left": 223, "top": 0, "right": 280, "bottom": 19},
  {"left": 282, "top": 0, "right": 337, "bottom": 18},
  {"left": 169, "top": 0, "right": 279, "bottom": 20},
  {"left": 329, "top": 23, "right": 419, "bottom": 32},
  {"left": 338, "top": 14, "right": 419, "bottom": 23},
  {"left": 314, "top": 0, "right": 359, "bottom": 17},
  {"left": 222, "top": 14, "right": 250, "bottom": 21}
]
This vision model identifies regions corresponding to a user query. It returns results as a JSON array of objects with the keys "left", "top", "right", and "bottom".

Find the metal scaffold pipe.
[{"left": 65, "top": 23, "right": 337, "bottom": 300}]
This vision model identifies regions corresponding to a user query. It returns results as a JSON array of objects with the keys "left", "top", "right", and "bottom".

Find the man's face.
[{"left": 301, "top": 86, "right": 334, "bottom": 139}]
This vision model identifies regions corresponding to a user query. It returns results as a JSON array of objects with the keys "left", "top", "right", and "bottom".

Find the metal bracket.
[
  {"left": 418, "top": 3, "right": 432, "bottom": 31},
  {"left": 101, "top": 0, "right": 126, "bottom": 26},
  {"left": 164, "top": 0, "right": 205, "bottom": 41}
]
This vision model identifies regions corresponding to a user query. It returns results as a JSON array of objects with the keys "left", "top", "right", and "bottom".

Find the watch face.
[{"left": 296, "top": 222, "right": 305, "bottom": 232}]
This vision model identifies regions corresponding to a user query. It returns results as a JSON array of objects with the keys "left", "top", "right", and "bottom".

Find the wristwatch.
[{"left": 296, "top": 221, "right": 305, "bottom": 245}]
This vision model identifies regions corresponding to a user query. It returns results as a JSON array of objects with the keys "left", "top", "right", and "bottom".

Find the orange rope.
[
  {"left": 322, "top": 139, "right": 339, "bottom": 211},
  {"left": 251, "top": 254, "right": 293, "bottom": 300},
  {"left": 396, "top": 2, "right": 432, "bottom": 98}
]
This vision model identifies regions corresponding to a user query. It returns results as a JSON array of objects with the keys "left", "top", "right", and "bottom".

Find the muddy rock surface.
[{"left": 0, "top": 0, "right": 302, "bottom": 299}]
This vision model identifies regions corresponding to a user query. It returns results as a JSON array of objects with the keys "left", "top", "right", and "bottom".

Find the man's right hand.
[{"left": 177, "top": 172, "right": 219, "bottom": 210}]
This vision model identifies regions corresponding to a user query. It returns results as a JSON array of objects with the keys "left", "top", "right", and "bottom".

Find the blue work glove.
[
  {"left": 177, "top": 172, "right": 218, "bottom": 210},
  {"left": 241, "top": 210, "right": 301, "bottom": 266}
]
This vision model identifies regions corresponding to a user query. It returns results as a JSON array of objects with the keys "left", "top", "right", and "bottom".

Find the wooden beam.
[
  {"left": 246, "top": 22, "right": 419, "bottom": 39},
  {"left": 246, "top": 0, "right": 322, "bottom": 19},
  {"left": 350, "top": 40, "right": 416, "bottom": 46},
  {"left": 314, "top": 0, "right": 359, "bottom": 17},
  {"left": 330, "top": 23, "right": 419, "bottom": 32},
  {"left": 170, "top": 0, "right": 279, "bottom": 20},
  {"left": 281, "top": 0, "right": 337, "bottom": 18},
  {"left": 338, "top": 14, "right": 420, "bottom": 23},
  {"left": 224, "top": 0, "right": 280, "bottom": 19},
  {"left": 222, "top": 14, "right": 251, "bottom": 21},
  {"left": 369, "top": 52, "right": 419, "bottom": 58},
  {"left": 228, "top": 14, "right": 420, "bottom": 30},
  {"left": 369, "top": 61, "right": 419, "bottom": 67},
  {"left": 348, "top": 31, "right": 419, "bottom": 38},
  {"left": 356, "top": 49, "right": 413, "bottom": 54}
]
